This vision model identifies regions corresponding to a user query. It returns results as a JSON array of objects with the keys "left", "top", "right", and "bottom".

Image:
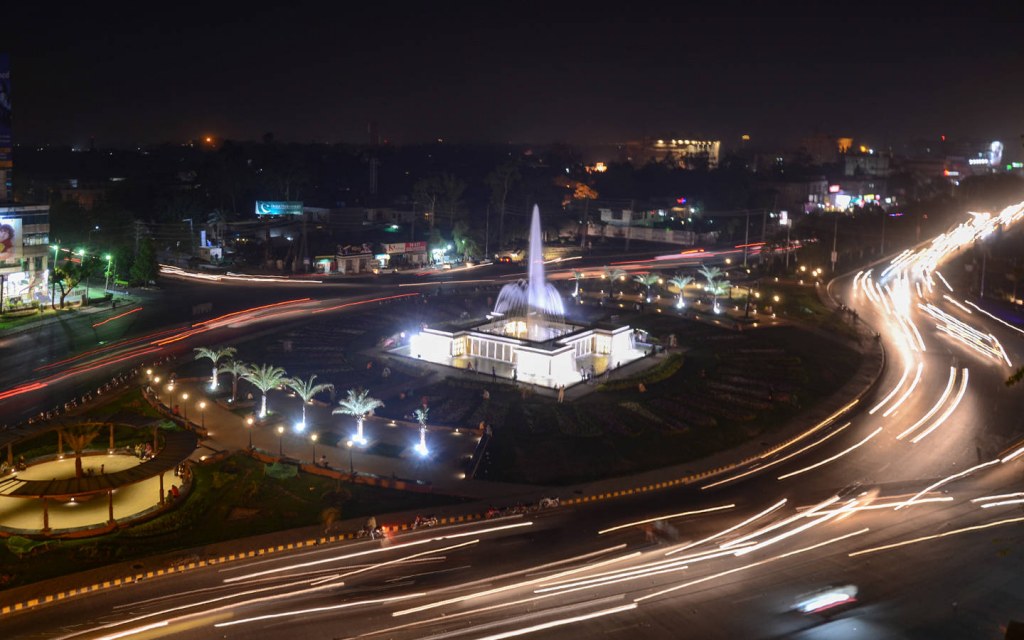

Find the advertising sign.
[
  {"left": 0, "top": 54, "right": 11, "bottom": 169},
  {"left": 255, "top": 201, "right": 303, "bottom": 217},
  {"left": 0, "top": 217, "right": 22, "bottom": 262},
  {"left": 384, "top": 241, "right": 427, "bottom": 254}
]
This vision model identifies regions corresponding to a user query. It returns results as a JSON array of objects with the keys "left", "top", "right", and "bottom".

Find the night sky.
[{"left": 7, "top": 1, "right": 1024, "bottom": 150}]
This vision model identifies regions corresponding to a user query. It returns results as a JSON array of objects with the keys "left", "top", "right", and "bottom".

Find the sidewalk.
[{"left": 0, "top": 295, "right": 141, "bottom": 338}]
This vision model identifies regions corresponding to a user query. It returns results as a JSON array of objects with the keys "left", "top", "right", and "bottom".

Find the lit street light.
[
  {"left": 311, "top": 433, "right": 318, "bottom": 464},
  {"left": 199, "top": 401, "right": 206, "bottom": 430},
  {"left": 277, "top": 425, "right": 285, "bottom": 457},
  {"left": 181, "top": 392, "right": 189, "bottom": 420},
  {"left": 245, "top": 416, "right": 254, "bottom": 449}
]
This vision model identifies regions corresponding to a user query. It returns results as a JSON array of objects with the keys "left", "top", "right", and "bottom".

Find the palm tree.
[
  {"left": 668, "top": 274, "right": 694, "bottom": 308},
  {"left": 633, "top": 273, "right": 660, "bottom": 302},
  {"left": 241, "top": 364, "right": 288, "bottom": 418},
  {"left": 219, "top": 359, "right": 249, "bottom": 402},
  {"left": 333, "top": 388, "right": 384, "bottom": 445},
  {"left": 603, "top": 267, "right": 626, "bottom": 298},
  {"left": 287, "top": 374, "right": 335, "bottom": 432},
  {"left": 194, "top": 346, "right": 237, "bottom": 390},
  {"left": 572, "top": 270, "right": 585, "bottom": 298},
  {"left": 414, "top": 407, "right": 429, "bottom": 455},
  {"left": 59, "top": 422, "right": 103, "bottom": 479},
  {"left": 699, "top": 265, "right": 725, "bottom": 310}
]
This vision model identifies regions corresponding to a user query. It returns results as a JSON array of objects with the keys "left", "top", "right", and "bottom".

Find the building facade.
[{"left": 0, "top": 204, "right": 51, "bottom": 309}]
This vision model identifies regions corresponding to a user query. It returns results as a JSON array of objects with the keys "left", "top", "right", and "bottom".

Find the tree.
[
  {"left": 699, "top": 264, "right": 728, "bottom": 311},
  {"left": 241, "top": 364, "right": 288, "bottom": 418},
  {"left": 486, "top": 161, "right": 521, "bottom": 249},
  {"left": 1008, "top": 367, "right": 1024, "bottom": 387},
  {"left": 130, "top": 236, "right": 158, "bottom": 285},
  {"left": 414, "top": 407, "right": 429, "bottom": 455},
  {"left": 193, "top": 346, "right": 237, "bottom": 391},
  {"left": 333, "top": 388, "right": 384, "bottom": 445},
  {"left": 53, "top": 257, "right": 100, "bottom": 309},
  {"left": 438, "top": 173, "right": 467, "bottom": 229},
  {"left": 668, "top": 274, "right": 694, "bottom": 308},
  {"left": 603, "top": 267, "right": 627, "bottom": 297},
  {"left": 286, "top": 374, "right": 335, "bottom": 432},
  {"left": 572, "top": 270, "right": 585, "bottom": 298},
  {"left": 633, "top": 273, "right": 660, "bottom": 301},
  {"left": 413, "top": 176, "right": 443, "bottom": 231},
  {"left": 219, "top": 360, "right": 250, "bottom": 402},
  {"left": 59, "top": 423, "right": 103, "bottom": 479},
  {"left": 453, "top": 221, "right": 482, "bottom": 261}
]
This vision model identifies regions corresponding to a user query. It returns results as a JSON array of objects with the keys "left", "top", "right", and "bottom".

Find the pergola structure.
[{"left": 0, "top": 422, "right": 197, "bottom": 535}]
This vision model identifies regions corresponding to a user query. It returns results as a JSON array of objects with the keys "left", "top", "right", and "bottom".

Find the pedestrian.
[
  {"left": 492, "top": 366, "right": 496, "bottom": 381},
  {"left": 100, "top": 464, "right": 105, "bottom": 474}
]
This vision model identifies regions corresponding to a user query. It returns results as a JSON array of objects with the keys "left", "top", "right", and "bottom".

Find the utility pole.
[
  {"left": 484, "top": 204, "right": 490, "bottom": 257},
  {"left": 784, "top": 220, "right": 792, "bottom": 270},
  {"left": 743, "top": 210, "right": 750, "bottom": 267},
  {"left": 831, "top": 214, "right": 839, "bottom": 273}
]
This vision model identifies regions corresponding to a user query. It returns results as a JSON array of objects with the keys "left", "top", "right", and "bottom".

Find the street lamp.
[
  {"left": 181, "top": 392, "right": 189, "bottom": 420},
  {"left": 311, "top": 433, "right": 318, "bottom": 465},
  {"left": 103, "top": 254, "right": 112, "bottom": 292},
  {"left": 76, "top": 249, "right": 89, "bottom": 304},
  {"left": 164, "top": 383, "right": 173, "bottom": 407},
  {"left": 346, "top": 439, "right": 355, "bottom": 475},
  {"left": 199, "top": 401, "right": 206, "bottom": 430},
  {"left": 245, "top": 416, "right": 254, "bottom": 449},
  {"left": 277, "top": 425, "right": 285, "bottom": 457},
  {"left": 50, "top": 245, "right": 60, "bottom": 308}
]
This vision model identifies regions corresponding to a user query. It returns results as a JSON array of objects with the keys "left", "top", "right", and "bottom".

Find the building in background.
[
  {"left": 627, "top": 137, "right": 721, "bottom": 169},
  {"left": 0, "top": 204, "right": 50, "bottom": 309}
]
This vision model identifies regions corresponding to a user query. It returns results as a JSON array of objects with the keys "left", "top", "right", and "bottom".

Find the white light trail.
[
  {"left": 598, "top": 504, "right": 736, "bottom": 535},
  {"left": 869, "top": 363, "right": 912, "bottom": 415},
  {"left": 1001, "top": 444, "right": 1024, "bottom": 464},
  {"left": 971, "top": 492, "right": 1024, "bottom": 503},
  {"left": 896, "top": 367, "right": 957, "bottom": 441},
  {"left": 943, "top": 294, "right": 971, "bottom": 314},
  {"left": 777, "top": 427, "right": 883, "bottom": 480},
  {"left": 849, "top": 517, "right": 1024, "bottom": 557},
  {"left": 635, "top": 528, "right": 869, "bottom": 603},
  {"left": 936, "top": 271, "right": 954, "bottom": 292},
  {"left": 910, "top": 368, "right": 969, "bottom": 444},
  {"left": 980, "top": 499, "right": 1024, "bottom": 509},
  {"left": 720, "top": 496, "right": 839, "bottom": 550},
  {"left": 898, "top": 459, "right": 1000, "bottom": 511},
  {"left": 963, "top": 302, "right": 1024, "bottom": 338},
  {"left": 469, "top": 603, "right": 638, "bottom": 640},
  {"left": 882, "top": 362, "right": 924, "bottom": 417},
  {"left": 95, "top": 623, "right": 170, "bottom": 640},
  {"left": 733, "top": 500, "right": 857, "bottom": 556},
  {"left": 214, "top": 593, "right": 425, "bottom": 627},
  {"left": 666, "top": 499, "right": 788, "bottom": 555}
]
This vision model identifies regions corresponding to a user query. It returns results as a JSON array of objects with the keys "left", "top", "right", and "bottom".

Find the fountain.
[
  {"left": 491, "top": 206, "right": 567, "bottom": 341},
  {"left": 399, "top": 205, "right": 643, "bottom": 388}
]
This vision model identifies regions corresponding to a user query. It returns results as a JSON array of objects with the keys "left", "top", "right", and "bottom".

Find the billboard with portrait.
[
  {"left": 255, "top": 201, "right": 303, "bottom": 217},
  {"left": 0, "top": 217, "right": 22, "bottom": 262},
  {"left": 0, "top": 54, "right": 11, "bottom": 169}
]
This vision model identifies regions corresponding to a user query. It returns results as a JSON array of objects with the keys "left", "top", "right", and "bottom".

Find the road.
[{"left": 3, "top": 203, "right": 1024, "bottom": 638}]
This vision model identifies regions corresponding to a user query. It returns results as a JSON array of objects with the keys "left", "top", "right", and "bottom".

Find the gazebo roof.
[{"left": 0, "top": 430, "right": 197, "bottom": 499}]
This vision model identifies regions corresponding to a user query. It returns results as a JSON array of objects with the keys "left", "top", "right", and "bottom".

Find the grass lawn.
[
  {"left": 0, "top": 453, "right": 463, "bottom": 589},
  {"left": 473, "top": 319, "right": 863, "bottom": 485}
]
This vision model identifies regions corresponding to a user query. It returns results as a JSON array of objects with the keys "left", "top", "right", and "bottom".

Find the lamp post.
[
  {"left": 199, "top": 401, "right": 206, "bottom": 430},
  {"left": 311, "top": 433, "right": 318, "bottom": 465},
  {"left": 346, "top": 440, "right": 355, "bottom": 475},
  {"left": 76, "top": 249, "right": 89, "bottom": 304},
  {"left": 181, "top": 392, "right": 189, "bottom": 421},
  {"left": 277, "top": 425, "right": 285, "bottom": 457},
  {"left": 51, "top": 245, "right": 59, "bottom": 308},
  {"left": 165, "top": 383, "right": 173, "bottom": 408},
  {"left": 103, "top": 254, "right": 112, "bottom": 292},
  {"left": 245, "top": 416, "right": 254, "bottom": 449},
  {"left": 152, "top": 376, "right": 161, "bottom": 401}
]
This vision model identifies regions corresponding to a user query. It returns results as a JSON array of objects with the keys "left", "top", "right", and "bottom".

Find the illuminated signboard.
[
  {"left": 255, "top": 201, "right": 303, "bottom": 216},
  {"left": 968, "top": 158, "right": 989, "bottom": 166},
  {"left": 0, "top": 217, "right": 23, "bottom": 262},
  {"left": 828, "top": 184, "right": 841, "bottom": 194}
]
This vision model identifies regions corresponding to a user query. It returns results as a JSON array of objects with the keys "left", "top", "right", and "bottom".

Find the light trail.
[
  {"left": 91, "top": 306, "right": 143, "bottom": 328},
  {"left": 896, "top": 367, "right": 957, "bottom": 440},
  {"left": 943, "top": 295, "right": 971, "bottom": 314},
  {"left": 898, "top": 459, "right": 1000, "bottom": 511},
  {"left": 869, "top": 363, "right": 912, "bottom": 415},
  {"left": 849, "top": 517, "right": 1024, "bottom": 557},
  {"left": 635, "top": 528, "right": 869, "bottom": 603},
  {"left": 971, "top": 492, "right": 1024, "bottom": 503},
  {"left": 468, "top": 603, "right": 638, "bottom": 640},
  {"left": 312, "top": 293, "right": 420, "bottom": 314},
  {"left": 936, "top": 271, "right": 954, "bottom": 292},
  {"left": 777, "top": 427, "right": 883, "bottom": 480},
  {"left": 733, "top": 499, "right": 858, "bottom": 556},
  {"left": 391, "top": 550, "right": 640, "bottom": 617},
  {"left": 213, "top": 593, "right": 425, "bottom": 628},
  {"left": 666, "top": 499, "right": 788, "bottom": 555},
  {"left": 598, "top": 504, "right": 735, "bottom": 535},
  {"left": 94, "top": 622, "right": 169, "bottom": 639},
  {"left": 964, "top": 300, "right": 1024, "bottom": 337},
  {"left": 701, "top": 423, "right": 851, "bottom": 489},
  {"left": 979, "top": 499, "right": 1024, "bottom": 509},
  {"left": 881, "top": 362, "right": 923, "bottom": 417},
  {"left": 909, "top": 368, "right": 969, "bottom": 444},
  {"left": 720, "top": 496, "right": 839, "bottom": 550}
]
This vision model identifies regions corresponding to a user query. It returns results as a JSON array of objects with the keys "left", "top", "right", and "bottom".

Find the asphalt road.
[{"left": 4, "top": 205, "right": 1024, "bottom": 639}]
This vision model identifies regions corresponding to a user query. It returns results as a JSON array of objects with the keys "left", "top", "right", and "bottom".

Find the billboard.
[
  {"left": 0, "top": 54, "right": 11, "bottom": 169},
  {"left": 0, "top": 217, "right": 22, "bottom": 262},
  {"left": 255, "top": 201, "right": 303, "bottom": 216}
]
